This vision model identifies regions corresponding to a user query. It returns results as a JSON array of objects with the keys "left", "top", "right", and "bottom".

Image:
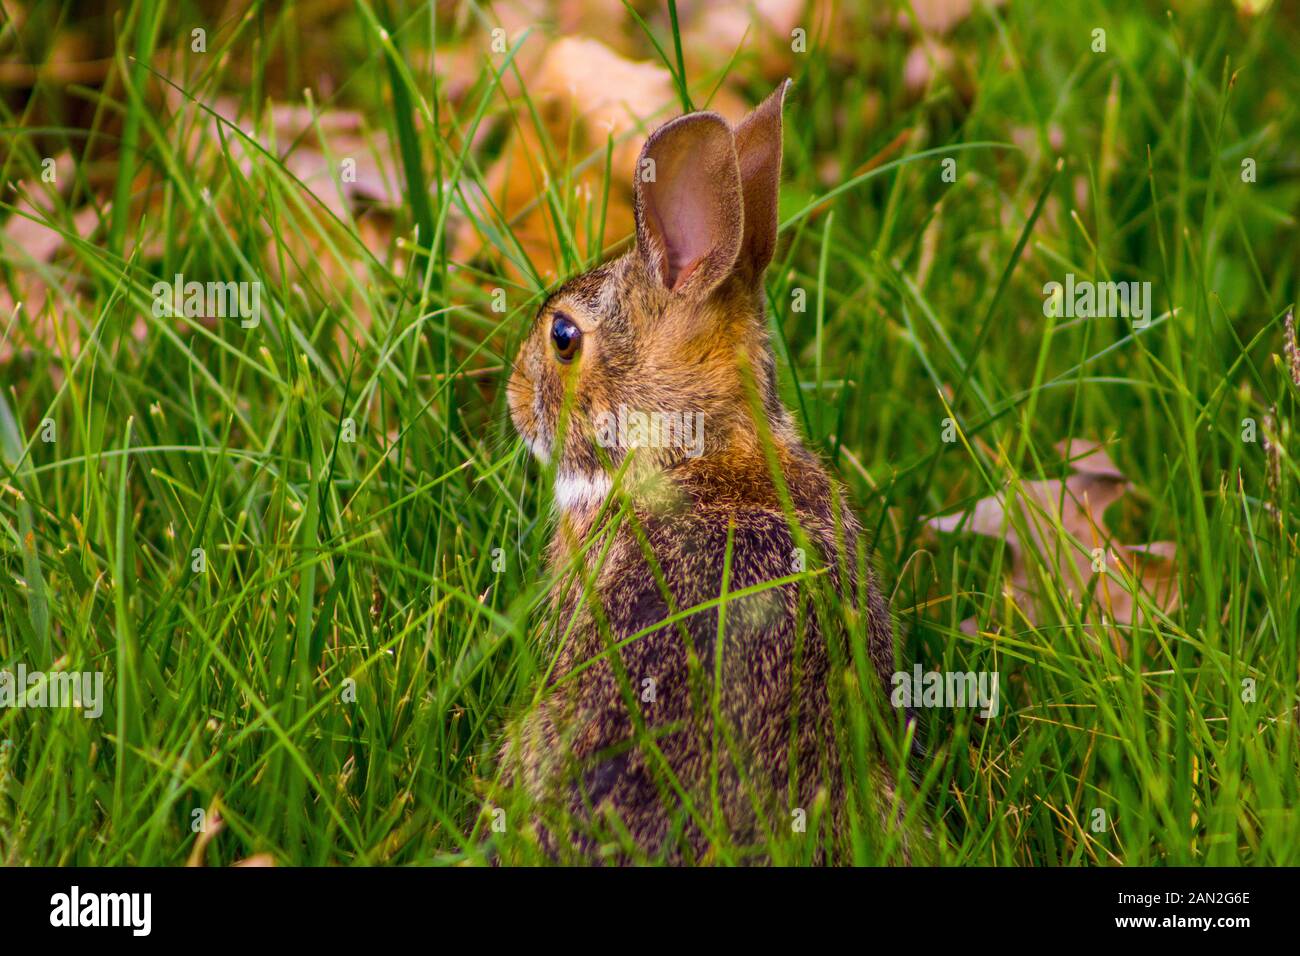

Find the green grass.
[{"left": 1, "top": 0, "right": 1298, "bottom": 865}]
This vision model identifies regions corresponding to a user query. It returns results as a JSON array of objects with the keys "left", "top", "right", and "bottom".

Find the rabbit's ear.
[
  {"left": 634, "top": 112, "right": 743, "bottom": 298},
  {"left": 732, "top": 79, "right": 790, "bottom": 282}
]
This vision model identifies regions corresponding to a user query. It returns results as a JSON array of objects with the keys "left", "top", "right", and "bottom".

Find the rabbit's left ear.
[
  {"left": 732, "top": 79, "right": 791, "bottom": 283},
  {"left": 633, "top": 112, "right": 743, "bottom": 299}
]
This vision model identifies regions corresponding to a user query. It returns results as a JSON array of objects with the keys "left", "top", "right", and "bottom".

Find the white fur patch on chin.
[{"left": 554, "top": 471, "right": 612, "bottom": 512}]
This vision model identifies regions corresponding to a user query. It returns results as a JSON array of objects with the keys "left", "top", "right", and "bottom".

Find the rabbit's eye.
[{"left": 550, "top": 313, "right": 582, "bottom": 364}]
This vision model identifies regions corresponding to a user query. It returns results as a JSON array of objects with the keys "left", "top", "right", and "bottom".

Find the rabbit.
[{"left": 500, "top": 80, "right": 902, "bottom": 864}]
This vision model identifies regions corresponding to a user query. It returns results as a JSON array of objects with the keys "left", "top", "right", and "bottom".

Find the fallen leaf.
[
  {"left": 453, "top": 35, "right": 747, "bottom": 282},
  {"left": 898, "top": 0, "right": 1007, "bottom": 34},
  {"left": 927, "top": 439, "right": 1181, "bottom": 647}
]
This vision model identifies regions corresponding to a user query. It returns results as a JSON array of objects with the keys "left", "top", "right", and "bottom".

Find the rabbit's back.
[{"left": 511, "top": 479, "right": 893, "bottom": 862}]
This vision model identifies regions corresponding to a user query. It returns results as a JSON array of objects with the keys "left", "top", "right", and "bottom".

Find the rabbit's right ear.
[
  {"left": 633, "top": 112, "right": 743, "bottom": 299},
  {"left": 732, "top": 79, "right": 790, "bottom": 282}
]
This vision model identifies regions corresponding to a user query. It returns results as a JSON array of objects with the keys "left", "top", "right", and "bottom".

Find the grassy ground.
[{"left": 1, "top": 0, "right": 1298, "bottom": 865}]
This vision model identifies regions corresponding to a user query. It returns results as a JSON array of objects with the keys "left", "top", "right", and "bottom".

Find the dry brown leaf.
[
  {"left": 453, "top": 35, "right": 749, "bottom": 282},
  {"left": 927, "top": 440, "right": 1181, "bottom": 645},
  {"left": 904, "top": 41, "right": 958, "bottom": 95},
  {"left": 680, "top": 0, "right": 807, "bottom": 80},
  {"left": 166, "top": 91, "right": 404, "bottom": 217},
  {"left": 1, "top": 198, "right": 102, "bottom": 342},
  {"left": 0, "top": 27, "right": 110, "bottom": 86},
  {"left": 452, "top": 35, "right": 672, "bottom": 281},
  {"left": 898, "top": 0, "right": 1007, "bottom": 34},
  {"left": 158, "top": 91, "right": 406, "bottom": 344},
  {"left": 2, "top": 88, "right": 411, "bottom": 367},
  {"left": 1098, "top": 541, "right": 1180, "bottom": 634},
  {"left": 1, "top": 154, "right": 106, "bottom": 363}
]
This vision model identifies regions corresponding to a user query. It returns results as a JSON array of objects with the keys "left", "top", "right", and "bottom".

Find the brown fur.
[{"left": 502, "top": 82, "right": 899, "bottom": 863}]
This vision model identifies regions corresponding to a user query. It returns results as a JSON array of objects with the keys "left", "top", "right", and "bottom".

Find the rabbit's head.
[{"left": 508, "top": 80, "right": 798, "bottom": 513}]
